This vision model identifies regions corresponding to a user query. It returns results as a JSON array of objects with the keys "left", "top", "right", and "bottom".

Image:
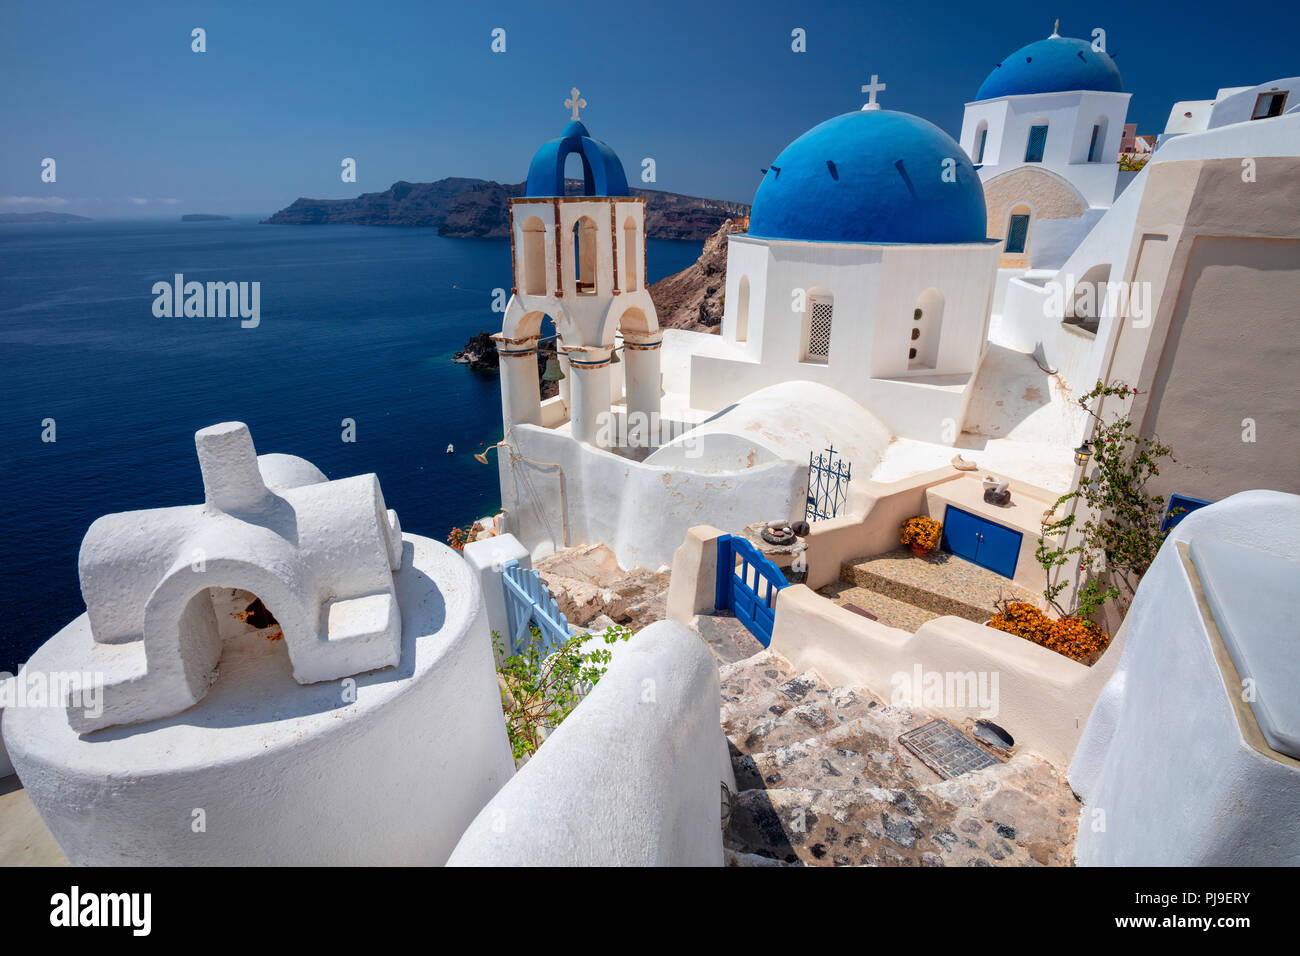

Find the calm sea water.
[{"left": 0, "top": 219, "right": 701, "bottom": 672}]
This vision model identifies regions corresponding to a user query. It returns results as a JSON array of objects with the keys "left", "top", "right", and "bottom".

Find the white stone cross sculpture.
[
  {"left": 68, "top": 421, "right": 406, "bottom": 733},
  {"left": 861, "top": 74, "right": 886, "bottom": 111},
  {"left": 565, "top": 87, "right": 587, "bottom": 122}
]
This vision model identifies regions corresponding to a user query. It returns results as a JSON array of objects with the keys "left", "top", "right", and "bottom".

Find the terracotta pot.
[{"left": 910, "top": 543, "right": 933, "bottom": 558}]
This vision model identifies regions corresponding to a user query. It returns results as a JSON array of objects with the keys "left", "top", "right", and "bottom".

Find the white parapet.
[
  {"left": 447, "top": 620, "right": 735, "bottom": 866},
  {"left": 462, "top": 533, "right": 531, "bottom": 663},
  {"left": 2, "top": 532, "right": 515, "bottom": 865}
]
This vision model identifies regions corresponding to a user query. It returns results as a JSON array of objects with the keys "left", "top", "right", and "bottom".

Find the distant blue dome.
[
  {"left": 976, "top": 35, "right": 1122, "bottom": 100},
  {"left": 525, "top": 121, "right": 630, "bottom": 198},
  {"left": 748, "top": 110, "right": 988, "bottom": 245}
]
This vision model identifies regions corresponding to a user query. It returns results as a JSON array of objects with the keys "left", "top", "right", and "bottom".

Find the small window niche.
[
  {"left": 572, "top": 217, "right": 598, "bottom": 295},
  {"left": 800, "top": 288, "right": 834, "bottom": 364},
  {"left": 521, "top": 216, "right": 547, "bottom": 295},
  {"left": 910, "top": 288, "right": 945, "bottom": 370}
]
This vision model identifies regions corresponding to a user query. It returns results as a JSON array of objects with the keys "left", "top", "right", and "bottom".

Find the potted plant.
[{"left": 899, "top": 515, "right": 942, "bottom": 558}]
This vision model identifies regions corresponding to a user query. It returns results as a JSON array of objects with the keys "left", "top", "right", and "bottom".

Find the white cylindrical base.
[
  {"left": 3, "top": 534, "right": 515, "bottom": 866},
  {"left": 623, "top": 343, "right": 662, "bottom": 428}
]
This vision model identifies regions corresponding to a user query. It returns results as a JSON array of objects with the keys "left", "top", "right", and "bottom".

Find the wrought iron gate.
[
  {"left": 805, "top": 445, "right": 852, "bottom": 521},
  {"left": 715, "top": 535, "right": 789, "bottom": 647}
]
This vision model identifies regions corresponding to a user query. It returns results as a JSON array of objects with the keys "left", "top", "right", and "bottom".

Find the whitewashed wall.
[
  {"left": 1071, "top": 491, "right": 1300, "bottom": 865},
  {"left": 448, "top": 620, "right": 734, "bottom": 866},
  {"left": 499, "top": 423, "right": 807, "bottom": 569}
]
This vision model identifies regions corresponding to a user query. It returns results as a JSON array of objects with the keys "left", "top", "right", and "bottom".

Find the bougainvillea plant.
[
  {"left": 899, "top": 515, "right": 943, "bottom": 551},
  {"left": 1037, "top": 380, "right": 1180, "bottom": 619},
  {"left": 446, "top": 523, "right": 478, "bottom": 551},
  {"left": 494, "top": 623, "right": 633, "bottom": 762}
]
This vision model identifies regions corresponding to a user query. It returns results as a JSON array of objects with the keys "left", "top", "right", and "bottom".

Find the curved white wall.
[
  {"left": 1070, "top": 491, "right": 1300, "bottom": 865},
  {"left": 3, "top": 533, "right": 515, "bottom": 865},
  {"left": 448, "top": 620, "right": 734, "bottom": 866}
]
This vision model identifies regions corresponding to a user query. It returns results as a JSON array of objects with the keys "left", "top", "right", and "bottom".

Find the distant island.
[
  {"left": 0, "top": 212, "right": 91, "bottom": 224},
  {"left": 181, "top": 214, "right": 232, "bottom": 222},
  {"left": 263, "top": 177, "right": 750, "bottom": 241}
]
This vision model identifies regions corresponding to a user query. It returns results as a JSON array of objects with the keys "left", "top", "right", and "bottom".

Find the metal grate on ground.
[{"left": 898, "top": 719, "right": 1001, "bottom": 779}]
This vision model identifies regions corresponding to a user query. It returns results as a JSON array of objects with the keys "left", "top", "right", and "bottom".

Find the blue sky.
[{"left": 2, "top": 0, "right": 1295, "bottom": 217}]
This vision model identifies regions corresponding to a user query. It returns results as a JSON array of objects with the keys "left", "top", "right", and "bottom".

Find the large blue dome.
[
  {"left": 524, "top": 121, "right": 630, "bottom": 198},
  {"left": 747, "top": 110, "right": 988, "bottom": 245},
  {"left": 976, "top": 36, "right": 1122, "bottom": 101}
]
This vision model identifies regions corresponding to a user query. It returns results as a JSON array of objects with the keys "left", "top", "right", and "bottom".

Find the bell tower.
[{"left": 496, "top": 90, "right": 662, "bottom": 448}]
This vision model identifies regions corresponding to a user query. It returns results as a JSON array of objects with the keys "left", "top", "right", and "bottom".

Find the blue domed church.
[
  {"left": 682, "top": 91, "right": 1002, "bottom": 442},
  {"left": 958, "top": 22, "right": 1131, "bottom": 269}
]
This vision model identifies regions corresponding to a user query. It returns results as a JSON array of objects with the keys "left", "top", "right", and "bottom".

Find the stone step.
[
  {"left": 717, "top": 649, "right": 799, "bottom": 708},
  {"left": 838, "top": 547, "right": 1041, "bottom": 624},
  {"left": 816, "top": 582, "right": 943, "bottom": 632},
  {"left": 724, "top": 754, "right": 1077, "bottom": 867},
  {"left": 732, "top": 715, "right": 938, "bottom": 793},
  {"left": 727, "top": 684, "right": 905, "bottom": 756},
  {"left": 689, "top": 612, "right": 765, "bottom": 667}
]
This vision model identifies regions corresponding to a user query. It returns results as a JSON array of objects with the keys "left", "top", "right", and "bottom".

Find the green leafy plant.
[
  {"left": 1037, "top": 380, "right": 1180, "bottom": 620},
  {"left": 494, "top": 623, "right": 634, "bottom": 761}
]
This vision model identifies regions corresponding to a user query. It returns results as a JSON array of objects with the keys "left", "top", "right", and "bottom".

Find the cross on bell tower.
[
  {"left": 860, "top": 74, "right": 886, "bottom": 111},
  {"left": 565, "top": 87, "right": 587, "bottom": 122}
]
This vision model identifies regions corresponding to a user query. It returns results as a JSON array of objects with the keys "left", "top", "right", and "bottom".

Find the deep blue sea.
[{"left": 0, "top": 219, "right": 701, "bottom": 673}]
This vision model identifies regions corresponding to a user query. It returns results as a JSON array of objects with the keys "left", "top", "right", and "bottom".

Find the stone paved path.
[{"left": 687, "top": 614, "right": 1079, "bottom": 867}]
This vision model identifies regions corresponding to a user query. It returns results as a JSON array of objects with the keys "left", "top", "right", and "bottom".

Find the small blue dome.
[
  {"left": 525, "top": 120, "right": 630, "bottom": 198},
  {"left": 748, "top": 110, "right": 988, "bottom": 245},
  {"left": 976, "top": 36, "right": 1122, "bottom": 100}
]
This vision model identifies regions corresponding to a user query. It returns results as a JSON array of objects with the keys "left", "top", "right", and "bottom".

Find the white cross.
[
  {"left": 565, "top": 87, "right": 587, "bottom": 122},
  {"left": 861, "top": 74, "right": 886, "bottom": 111}
]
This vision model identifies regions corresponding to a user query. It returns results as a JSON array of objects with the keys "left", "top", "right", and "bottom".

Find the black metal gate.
[{"left": 805, "top": 445, "right": 852, "bottom": 521}]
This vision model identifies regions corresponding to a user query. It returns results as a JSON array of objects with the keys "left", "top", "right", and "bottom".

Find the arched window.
[
  {"left": 735, "top": 275, "right": 751, "bottom": 343},
  {"left": 521, "top": 216, "right": 546, "bottom": 295},
  {"left": 800, "top": 287, "right": 833, "bottom": 363},
  {"left": 623, "top": 216, "right": 638, "bottom": 291},
  {"left": 1005, "top": 205, "right": 1032, "bottom": 255},
  {"left": 910, "top": 288, "right": 945, "bottom": 369},
  {"left": 572, "top": 217, "right": 598, "bottom": 295},
  {"left": 974, "top": 120, "right": 989, "bottom": 164},
  {"left": 1024, "top": 123, "right": 1048, "bottom": 163}
]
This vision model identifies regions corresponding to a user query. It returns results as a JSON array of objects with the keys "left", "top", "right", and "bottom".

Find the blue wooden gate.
[
  {"left": 716, "top": 535, "right": 790, "bottom": 647},
  {"left": 501, "top": 559, "right": 571, "bottom": 656},
  {"left": 940, "top": 506, "right": 1022, "bottom": 579}
]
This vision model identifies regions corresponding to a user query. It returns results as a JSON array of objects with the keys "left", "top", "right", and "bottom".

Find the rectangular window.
[
  {"left": 805, "top": 298, "right": 833, "bottom": 362},
  {"left": 1024, "top": 124, "right": 1048, "bottom": 163},
  {"left": 1162, "top": 494, "right": 1213, "bottom": 533},
  {"left": 1251, "top": 91, "right": 1288, "bottom": 119},
  {"left": 975, "top": 128, "right": 988, "bottom": 164},
  {"left": 1087, "top": 124, "right": 1102, "bottom": 162},
  {"left": 1005, "top": 214, "right": 1030, "bottom": 255}
]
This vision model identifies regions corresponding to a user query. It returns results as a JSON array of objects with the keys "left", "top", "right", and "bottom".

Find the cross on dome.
[
  {"left": 860, "top": 74, "right": 886, "bottom": 111},
  {"left": 565, "top": 87, "right": 587, "bottom": 122},
  {"left": 1050, "top": 18, "right": 1061, "bottom": 38}
]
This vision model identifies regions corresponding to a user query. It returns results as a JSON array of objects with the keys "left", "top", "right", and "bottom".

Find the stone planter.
[{"left": 910, "top": 544, "right": 933, "bottom": 558}]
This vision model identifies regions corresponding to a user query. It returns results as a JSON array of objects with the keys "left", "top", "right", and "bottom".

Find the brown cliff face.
[
  {"left": 264, "top": 178, "right": 749, "bottom": 242},
  {"left": 647, "top": 217, "right": 748, "bottom": 332}
]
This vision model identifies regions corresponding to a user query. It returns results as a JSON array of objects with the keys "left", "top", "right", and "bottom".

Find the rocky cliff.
[
  {"left": 264, "top": 178, "right": 749, "bottom": 241},
  {"left": 646, "top": 216, "right": 747, "bottom": 332}
]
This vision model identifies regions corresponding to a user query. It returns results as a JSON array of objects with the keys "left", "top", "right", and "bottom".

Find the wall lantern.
[{"left": 1073, "top": 440, "right": 1093, "bottom": 466}]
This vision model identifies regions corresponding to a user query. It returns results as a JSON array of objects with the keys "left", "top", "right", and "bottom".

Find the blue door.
[{"left": 941, "top": 506, "right": 1022, "bottom": 579}]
